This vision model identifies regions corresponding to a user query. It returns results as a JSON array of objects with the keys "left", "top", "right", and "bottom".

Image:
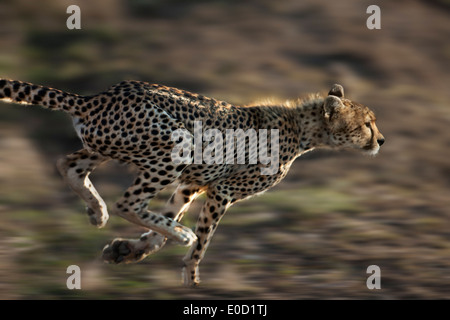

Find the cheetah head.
[{"left": 323, "top": 84, "right": 385, "bottom": 156}]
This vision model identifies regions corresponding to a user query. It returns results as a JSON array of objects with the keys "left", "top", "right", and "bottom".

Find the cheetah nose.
[{"left": 377, "top": 138, "right": 385, "bottom": 146}]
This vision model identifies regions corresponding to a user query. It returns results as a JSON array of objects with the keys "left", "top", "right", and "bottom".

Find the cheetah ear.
[
  {"left": 328, "top": 84, "right": 344, "bottom": 98},
  {"left": 323, "top": 95, "right": 344, "bottom": 120}
]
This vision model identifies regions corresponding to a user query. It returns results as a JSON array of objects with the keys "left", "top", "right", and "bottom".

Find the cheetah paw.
[
  {"left": 102, "top": 239, "right": 147, "bottom": 264},
  {"left": 172, "top": 225, "right": 197, "bottom": 247},
  {"left": 86, "top": 205, "right": 109, "bottom": 228}
]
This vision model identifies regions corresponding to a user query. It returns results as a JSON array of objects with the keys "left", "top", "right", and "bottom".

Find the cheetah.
[{"left": 0, "top": 79, "right": 384, "bottom": 286}]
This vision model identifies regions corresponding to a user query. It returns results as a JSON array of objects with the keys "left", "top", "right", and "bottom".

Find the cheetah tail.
[{"left": 0, "top": 79, "right": 82, "bottom": 114}]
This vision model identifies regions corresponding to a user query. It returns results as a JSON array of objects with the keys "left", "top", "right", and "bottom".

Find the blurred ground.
[{"left": 0, "top": 0, "right": 449, "bottom": 299}]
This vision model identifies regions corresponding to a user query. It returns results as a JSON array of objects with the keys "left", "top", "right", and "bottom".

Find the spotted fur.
[{"left": 0, "top": 79, "right": 384, "bottom": 286}]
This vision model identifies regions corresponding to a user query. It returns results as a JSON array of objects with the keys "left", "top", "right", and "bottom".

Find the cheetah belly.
[{"left": 179, "top": 163, "right": 241, "bottom": 186}]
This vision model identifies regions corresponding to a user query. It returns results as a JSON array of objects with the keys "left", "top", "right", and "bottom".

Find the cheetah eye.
[{"left": 365, "top": 122, "right": 371, "bottom": 128}]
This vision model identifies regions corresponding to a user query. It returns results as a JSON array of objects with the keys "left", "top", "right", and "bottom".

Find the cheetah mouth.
[{"left": 362, "top": 144, "right": 380, "bottom": 156}]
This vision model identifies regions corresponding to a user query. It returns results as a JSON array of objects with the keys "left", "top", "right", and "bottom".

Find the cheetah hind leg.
[
  {"left": 102, "top": 169, "right": 198, "bottom": 264},
  {"left": 102, "top": 185, "right": 203, "bottom": 264},
  {"left": 57, "top": 149, "right": 110, "bottom": 228}
]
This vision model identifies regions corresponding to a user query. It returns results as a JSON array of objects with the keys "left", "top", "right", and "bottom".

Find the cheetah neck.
[
  {"left": 253, "top": 97, "right": 331, "bottom": 155},
  {"left": 249, "top": 97, "right": 331, "bottom": 159},
  {"left": 293, "top": 98, "right": 331, "bottom": 154}
]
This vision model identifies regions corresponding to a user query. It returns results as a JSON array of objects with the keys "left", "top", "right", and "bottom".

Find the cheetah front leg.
[
  {"left": 182, "top": 191, "right": 232, "bottom": 286},
  {"left": 56, "top": 149, "right": 110, "bottom": 228},
  {"left": 103, "top": 184, "right": 203, "bottom": 264},
  {"left": 181, "top": 165, "right": 282, "bottom": 286}
]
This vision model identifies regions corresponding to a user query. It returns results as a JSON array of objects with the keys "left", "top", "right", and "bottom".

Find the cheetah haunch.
[{"left": 0, "top": 79, "right": 384, "bottom": 286}]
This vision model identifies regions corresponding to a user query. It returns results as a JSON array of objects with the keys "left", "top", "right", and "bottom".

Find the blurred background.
[{"left": 0, "top": 0, "right": 449, "bottom": 299}]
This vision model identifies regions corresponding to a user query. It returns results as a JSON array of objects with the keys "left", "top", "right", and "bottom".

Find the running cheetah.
[{"left": 0, "top": 79, "right": 384, "bottom": 286}]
